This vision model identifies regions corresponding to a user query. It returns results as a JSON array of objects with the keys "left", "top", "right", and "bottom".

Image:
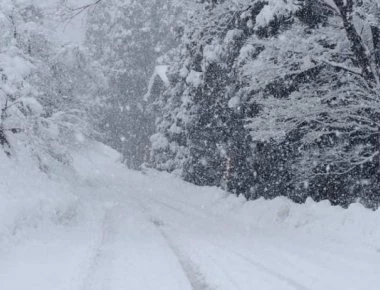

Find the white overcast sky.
[
  {"left": 59, "top": 0, "right": 90, "bottom": 44},
  {"left": 42, "top": 0, "right": 90, "bottom": 44}
]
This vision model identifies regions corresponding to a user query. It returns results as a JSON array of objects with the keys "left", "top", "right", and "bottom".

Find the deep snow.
[{"left": 0, "top": 142, "right": 379, "bottom": 290}]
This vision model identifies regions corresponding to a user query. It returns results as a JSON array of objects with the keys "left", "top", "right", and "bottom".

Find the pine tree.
[{"left": 86, "top": 0, "right": 181, "bottom": 169}]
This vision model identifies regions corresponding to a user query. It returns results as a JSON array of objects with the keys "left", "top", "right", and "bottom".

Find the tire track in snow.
[
  {"left": 130, "top": 195, "right": 215, "bottom": 290},
  {"left": 142, "top": 199, "right": 247, "bottom": 290},
  {"left": 150, "top": 217, "right": 216, "bottom": 290},
  {"left": 80, "top": 205, "right": 115, "bottom": 290},
  {"left": 208, "top": 242, "right": 307, "bottom": 290},
  {"left": 143, "top": 196, "right": 308, "bottom": 290},
  {"left": 146, "top": 202, "right": 248, "bottom": 290}
]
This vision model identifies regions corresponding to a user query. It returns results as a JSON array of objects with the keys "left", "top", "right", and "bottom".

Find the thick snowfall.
[
  {"left": 1, "top": 0, "right": 380, "bottom": 289},
  {"left": 1, "top": 142, "right": 379, "bottom": 290}
]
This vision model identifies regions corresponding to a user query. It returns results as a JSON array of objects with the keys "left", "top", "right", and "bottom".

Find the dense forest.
[
  {"left": 148, "top": 0, "right": 380, "bottom": 208},
  {"left": 1, "top": 0, "right": 380, "bottom": 208}
]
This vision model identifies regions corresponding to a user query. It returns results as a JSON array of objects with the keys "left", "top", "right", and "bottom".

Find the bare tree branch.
[{"left": 60, "top": 0, "right": 103, "bottom": 21}]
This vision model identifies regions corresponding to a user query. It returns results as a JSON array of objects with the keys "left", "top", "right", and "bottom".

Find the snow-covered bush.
[{"left": 0, "top": 0, "right": 101, "bottom": 172}]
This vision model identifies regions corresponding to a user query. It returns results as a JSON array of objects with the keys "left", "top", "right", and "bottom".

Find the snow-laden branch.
[{"left": 312, "top": 57, "right": 362, "bottom": 76}]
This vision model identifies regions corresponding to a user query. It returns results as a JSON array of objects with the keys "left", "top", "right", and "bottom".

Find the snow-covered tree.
[
  {"left": 243, "top": 0, "right": 380, "bottom": 205},
  {"left": 86, "top": 0, "right": 182, "bottom": 169},
  {"left": 151, "top": 1, "right": 274, "bottom": 195},
  {"left": 151, "top": 0, "right": 380, "bottom": 207},
  {"left": 0, "top": 0, "right": 100, "bottom": 172}
]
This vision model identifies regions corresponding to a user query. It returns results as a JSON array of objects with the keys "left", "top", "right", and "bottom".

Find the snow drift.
[{"left": 143, "top": 170, "right": 380, "bottom": 250}]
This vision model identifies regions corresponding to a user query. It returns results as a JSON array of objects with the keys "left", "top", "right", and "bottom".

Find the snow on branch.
[{"left": 312, "top": 57, "right": 362, "bottom": 76}]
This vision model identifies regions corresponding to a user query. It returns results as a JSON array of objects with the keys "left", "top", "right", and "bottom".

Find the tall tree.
[
  {"left": 86, "top": 0, "right": 182, "bottom": 169},
  {"left": 151, "top": 0, "right": 380, "bottom": 207}
]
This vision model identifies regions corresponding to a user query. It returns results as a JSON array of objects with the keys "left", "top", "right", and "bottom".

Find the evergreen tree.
[
  {"left": 86, "top": 0, "right": 181, "bottom": 169},
  {"left": 151, "top": 0, "right": 380, "bottom": 207}
]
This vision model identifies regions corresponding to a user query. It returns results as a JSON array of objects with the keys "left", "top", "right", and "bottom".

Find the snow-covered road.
[
  {"left": 1, "top": 143, "right": 379, "bottom": 290},
  {"left": 135, "top": 179, "right": 380, "bottom": 290}
]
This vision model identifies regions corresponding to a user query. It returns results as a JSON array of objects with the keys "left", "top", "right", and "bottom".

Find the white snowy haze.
[
  {"left": 0, "top": 1, "right": 380, "bottom": 289},
  {"left": 49, "top": 0, "right": 88, "bottom": 44}
]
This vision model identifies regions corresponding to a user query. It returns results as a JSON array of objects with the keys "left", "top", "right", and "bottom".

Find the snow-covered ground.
[{"left": 0, "top": 142, "right": 379, "bottom": 290}]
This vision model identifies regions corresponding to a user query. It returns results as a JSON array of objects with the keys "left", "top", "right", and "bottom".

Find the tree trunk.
[
  {"left": 0, "top": 127, "right": 9, "bottom": 147},
  {"left": 334, "top": 0, "right": 377, "bottom": 85},
  {"left": 371, "top": 25, "right": 380, "bottom": 69}
]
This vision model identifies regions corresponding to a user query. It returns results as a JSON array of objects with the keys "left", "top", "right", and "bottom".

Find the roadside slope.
[{"left": 1, "top": 142, "right": 379, "bottom": 290}]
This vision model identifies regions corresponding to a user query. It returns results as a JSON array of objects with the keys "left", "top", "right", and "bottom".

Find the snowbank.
[
  {"left": 142, "top": 170, "right": 380, "bottom": 249},
  {"left": 0, "top": 139, "right": 122, "bottom": 244},
  {"left": 0, "top": 139, "right": 123, "bottom": 241},
  {"left": 229, "top": 196, "right": 380, "bottom": 246},
  {"left": 0, "top": 150, "right": 81, "bottom": 250},
  {"left": 0, "top": 140, "right": 116, "bottom": 250}
]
